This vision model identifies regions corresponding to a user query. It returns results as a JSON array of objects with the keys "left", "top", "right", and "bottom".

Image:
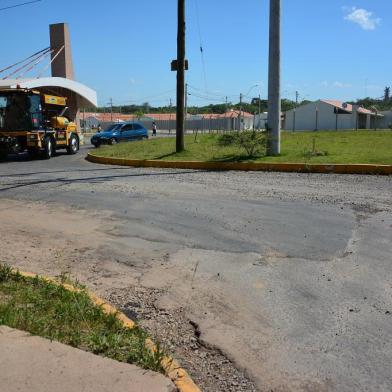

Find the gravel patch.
[{"left": 108, "top": 287, "right": 258, "bottom": 392}]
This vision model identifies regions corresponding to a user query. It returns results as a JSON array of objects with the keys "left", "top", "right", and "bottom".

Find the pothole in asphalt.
[{"left": 107, "top": 286, "right": 258, "bottom": 392}]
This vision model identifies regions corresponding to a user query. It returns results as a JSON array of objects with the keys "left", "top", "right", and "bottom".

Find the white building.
[
  {"left": 379, "top": 111, "right": 392, "bottom": 129},
  {"left": 283, "top": 100, "right": 384, "bottom": 131},
  {"left": 254, "top": 112, "right": 268, "bottom": 129}
]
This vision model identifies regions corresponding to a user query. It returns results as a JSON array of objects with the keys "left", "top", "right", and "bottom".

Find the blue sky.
[{"left": 0, "top": 0, "right": 390, "bottom": 106}]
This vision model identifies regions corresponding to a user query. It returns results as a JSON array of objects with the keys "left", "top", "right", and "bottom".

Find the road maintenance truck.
[{"left": 0, "top": 87, "right": 80, "bottom": 160}]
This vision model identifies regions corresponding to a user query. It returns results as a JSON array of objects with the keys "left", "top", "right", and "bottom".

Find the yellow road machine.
[{"left": 0, "top": 88, "right": 80, "bottom": 160}]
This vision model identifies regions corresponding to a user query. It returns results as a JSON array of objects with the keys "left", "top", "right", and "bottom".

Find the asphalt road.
[{"left": 0, "top": 145, "right": 391, "bottom": 391}]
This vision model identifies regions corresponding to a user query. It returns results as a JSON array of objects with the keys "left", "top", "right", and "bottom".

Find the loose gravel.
[{"left": 108, "top": 287, "right": 258, "bottom": 392}]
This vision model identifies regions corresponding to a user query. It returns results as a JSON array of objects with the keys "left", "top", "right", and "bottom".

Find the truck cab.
[{"left": 0, "top": 88, "right": 79, "bottom": 160}]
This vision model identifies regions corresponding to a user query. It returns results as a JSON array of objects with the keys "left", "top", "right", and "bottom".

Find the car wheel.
[
  {"left": 67, "top": 134, "right": 79, "bottom": 155},
  {"left": 42, "top": 136, "right": 55, "bottom": 159},
  {"left": 109, "top": 138, "right": 117, "bottom": 145},
  {"left": 92, "top": 142, "right": 100, "bottom": 148}
]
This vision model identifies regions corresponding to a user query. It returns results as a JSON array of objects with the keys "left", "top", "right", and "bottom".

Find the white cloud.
[
  {"left": 344, "top": 7, "right": 381, "bottom": 30},
  {"left": 333, "top": 81, "right": 352, "bottom": 88}
]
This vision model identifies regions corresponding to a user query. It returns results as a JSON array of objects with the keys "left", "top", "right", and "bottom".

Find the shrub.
[{"left": 218, "top": 130, "right": 267, "bottom": 157}]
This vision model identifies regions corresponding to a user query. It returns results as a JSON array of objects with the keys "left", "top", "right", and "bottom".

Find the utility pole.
[
  {"left": 239, "top": 93, "right": 243, "bottom": 131},
  {"left": 185, "top": 83, "right": 188, "bottom": 133},
  {"left": 225, "top": 96, "right": 229, "bottom": 131},
  {"left": 176, "top": 0, "right": 186, "bottom": 152},
  {"left": 258, "top": 94, "right": 261, "bottom": 131},
  {"left": 169, "top": 98, "right": 172, "bottom": 134},
  {"left": 109, "top": 97, "right": 113, "bottom": 122},
  {"left": 293, "top": 90, "right": 298, "bottom": 132},
  {"left": 267, "top": 0, "right": 281, "bottom": 155}
]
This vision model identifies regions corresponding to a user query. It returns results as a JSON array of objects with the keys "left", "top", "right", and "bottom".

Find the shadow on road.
[
  {"left": 0, "top": 169, "right": 203, "bottom": 192},
  {"left": 0, "top": 166, "right": 139, "bottom": 178}
]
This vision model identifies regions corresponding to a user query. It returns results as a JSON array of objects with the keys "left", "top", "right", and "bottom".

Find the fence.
[{"left": 81, "top": 116, "right": 256, "bottom": 133}]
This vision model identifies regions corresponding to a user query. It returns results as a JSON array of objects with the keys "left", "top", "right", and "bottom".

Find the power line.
[
  {"left": 194, "top": 0, "right": 208, "bottom": 93},
  {"left": 123, "top": 89, "right": 176, "bottom": 103},
  {"left": 187, "top": 84, "right": 224, "bottom": 98},
  {"left": 188, "top": 92, "right": 225, "bottom": 102},
  {"left": 0, "top": 0, "right": 42, "bottom": 12}
]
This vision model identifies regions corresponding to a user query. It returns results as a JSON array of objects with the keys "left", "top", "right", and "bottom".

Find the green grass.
[
  {"left": 92, "top": 130, "right": 392, "bottom": 165},
  {"left": 0, "top": 264, "right": 165, "bottom": 373}
]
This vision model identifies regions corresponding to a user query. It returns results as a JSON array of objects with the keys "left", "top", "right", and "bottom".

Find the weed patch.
[{"left": 0, "top": 264, "right": 165, "bottom": 373}]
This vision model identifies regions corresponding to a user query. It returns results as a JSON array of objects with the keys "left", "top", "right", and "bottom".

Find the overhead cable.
[{"left": 0, "top": 0, "right": 42, "bottom": 12}]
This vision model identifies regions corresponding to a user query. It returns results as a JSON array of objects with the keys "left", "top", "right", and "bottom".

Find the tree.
[
  {"left": 135, "top": 110, "right": 144, "bottom": 120},
  {"left": 218, "top": 130, "right": 267, "bottom": 157},
  {"left": 142, "top": 102, "right": 150, "bottom": 113},
  {"left": 384, "top": 87, "right": 390, "bottom": 102}
]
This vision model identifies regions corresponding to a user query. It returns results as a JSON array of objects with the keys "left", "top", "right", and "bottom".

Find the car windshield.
[
  {"left": 104, "top": 124, "right": 122, "bottom": 132},
  {"left": 0, "top": 92, "right": 32, "bottom": 131}
]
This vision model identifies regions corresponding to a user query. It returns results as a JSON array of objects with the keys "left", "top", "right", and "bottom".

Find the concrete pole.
[
  {"left": 239, "top": 93, "right": 243, "bottom": 131},
  {"left": 293, "top": 90, "right": 298, "bottom": 132},
  {"left": 169, "top": 98, "right": 172, "bottom": 134},
  {"left": 267, "top": 0, "right": 281, "bottom": 155},
  {"left": 185, "top": 83, "right": 188, "bottom": 134},
  {"left": 176, "top": 0, "right": 186, "bottom": 152}
]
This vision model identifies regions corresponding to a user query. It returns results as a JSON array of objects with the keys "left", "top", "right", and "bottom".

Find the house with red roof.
[
  {"left": 283, "top": 100, "right": 384, "bottom": 131},
  {"left": 81, "top": 110, "right": 255, "bottom": 131}
]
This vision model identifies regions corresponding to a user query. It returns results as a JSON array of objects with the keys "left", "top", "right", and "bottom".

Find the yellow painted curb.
[
  {"left": 86, "top": 153, "right": 392, "bottom": 175},
  {"left": 14, "top": 270, "right": 201, "bottom": 392}
]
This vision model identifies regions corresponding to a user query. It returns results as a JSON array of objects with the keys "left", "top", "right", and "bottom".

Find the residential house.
[{"left": 283, "top": 100, "right": 384, "bottom": 131}]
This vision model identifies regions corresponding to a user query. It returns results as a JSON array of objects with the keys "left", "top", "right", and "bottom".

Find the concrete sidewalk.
[{"left": 0, "top": 326, "right": 176, "bottom": 392}]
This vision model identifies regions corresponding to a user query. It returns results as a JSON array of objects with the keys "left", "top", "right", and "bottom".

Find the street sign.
[{"left": 171, "top": 59, "right": 189, "bottom": 71}]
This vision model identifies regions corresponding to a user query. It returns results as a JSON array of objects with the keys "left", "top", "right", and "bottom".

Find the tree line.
[{"left": 91, "top": 87, "right": 392, "bottom": 115}]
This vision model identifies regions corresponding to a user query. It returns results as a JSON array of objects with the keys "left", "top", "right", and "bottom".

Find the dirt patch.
[
  {"left": 107, "top": 286, "right": 257, "bottom": 392},
  {"left": 0, "top": 199, "right": 258, "bottom": 391}
]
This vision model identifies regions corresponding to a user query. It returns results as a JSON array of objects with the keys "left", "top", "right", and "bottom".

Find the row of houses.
[
  {"left": 82, "top": 100, "right": 392, "bottom": 132},
  {"left": 81, "top": 110, "right": 255, "bottom": 132},
  {"left": 256, "top": 100, "right": 392, "bottom": 131},
  {"left": 283, "top": 100, "right": 390, "bottom": 131}
]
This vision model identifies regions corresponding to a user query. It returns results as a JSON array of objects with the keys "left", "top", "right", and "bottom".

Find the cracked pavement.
[{"left": 0, "top": 146, "right": 391, "bottom": 391}]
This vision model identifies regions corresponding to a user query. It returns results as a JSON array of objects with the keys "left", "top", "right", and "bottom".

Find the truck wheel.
[
  {"left": 109, "top": 137, "right": 117, "bottom": 145},
  {"left": 27, "top": 148, "right": 39, "bottom": 159},
  {"left": 0, "top": 148, "right": 7, "bottom": 161},
  {"left": 67, "top": 134, "right": 79, "bottom": 155},
  {"left": 42, "top": 136, "right": 55, "bottom": 159}
]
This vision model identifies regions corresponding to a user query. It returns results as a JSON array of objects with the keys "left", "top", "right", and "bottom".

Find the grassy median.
[
  {"left": 91, "top": 130, "right": 392, "bottom": 165},
  {"left": 0, "top": 264, "right": 165, "bottom": 372}
]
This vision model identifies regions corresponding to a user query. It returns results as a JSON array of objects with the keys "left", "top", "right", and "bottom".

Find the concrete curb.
[
  {"left": 86, "top": 153, "right": 392, "bottom": 175},
  {"left": 14, "top": 270, "right": 201, "bottom": 392}
]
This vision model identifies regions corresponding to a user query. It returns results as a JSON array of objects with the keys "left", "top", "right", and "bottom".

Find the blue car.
[{"left": 91, "top": 122, "right": 148, "bottom": 147}]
